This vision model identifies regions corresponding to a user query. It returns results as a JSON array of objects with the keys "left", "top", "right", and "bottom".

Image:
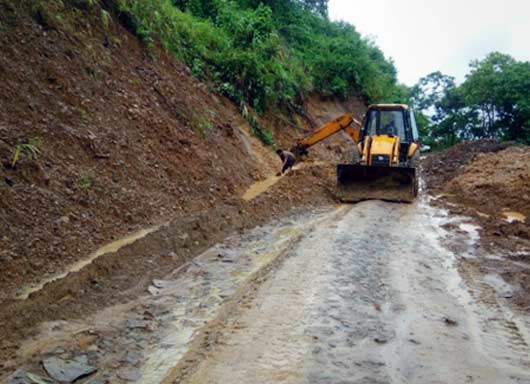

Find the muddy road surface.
[{"left": 6, "top": 198, "right": 530, "bottom": 383}]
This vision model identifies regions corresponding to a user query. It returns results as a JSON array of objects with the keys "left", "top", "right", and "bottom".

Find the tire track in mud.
[
  {"left": 7, "top": 198, "right": 530, "bottom": 384},
  {"left": 303, "top": 203, "right": 402, "bottom": 384},
  {"left": 5, "top": 206, "right": 351, "bottom": 383},
  {"left": 177, "top": 200, "right": 530, "bottom": 384},
  {"left": 456, "top": 263, "right": 530, "bottom": 371}
]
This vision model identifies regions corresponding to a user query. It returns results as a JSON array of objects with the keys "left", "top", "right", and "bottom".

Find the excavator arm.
[
  {"left": 286, "top": 104, "right": 419, "bottom": 203},
  {"left": 291, "top": 113, "right": 362, "bottom": 158}
]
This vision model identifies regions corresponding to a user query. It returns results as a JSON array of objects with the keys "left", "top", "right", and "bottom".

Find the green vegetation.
[
  {"left": 194, "top": 116, "right": 214, "bottom": 139},
  {"left": 11, "top": 138, "right": 41, "bottom": 168},
  {"left": 77, "top": 175, "right": 94, "bottom": 189},
  {"left": 241, "top": 104, "right": 275, "bottom": 146},
  {"left": 411, "top": 53, "right": 530, "bottom": 149},
  {"left": 100, "top": 8, "right": 112, "bottom": 29},
  {"left": 117, "top": 0, "right": 400, "bottom": 114},
  {"left": 31, "top": 0, "right": 67, "bottom": 30}
]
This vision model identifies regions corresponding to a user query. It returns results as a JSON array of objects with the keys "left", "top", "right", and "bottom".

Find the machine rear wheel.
[{"left": 410, "top": 150, "right": 420, "bottom": 196}]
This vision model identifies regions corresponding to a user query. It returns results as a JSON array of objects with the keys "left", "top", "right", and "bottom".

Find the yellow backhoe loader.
[{"left": 291, "top": 104, "right": 420, "bottom": 203}]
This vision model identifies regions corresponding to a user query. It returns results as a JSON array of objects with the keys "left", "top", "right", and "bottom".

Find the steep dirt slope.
[
  {"left": 0, "top": 1, "right": 363, "bottom": 367},
  {"left": 267, "top": 95, "right": 366, "bottom": 163},
  {"left": 0, "top": 1, "right": 253, "bottom": 301}
]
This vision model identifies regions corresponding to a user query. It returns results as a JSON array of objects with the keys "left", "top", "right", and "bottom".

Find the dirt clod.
[{"left": 443, "top": 317, "right": 458, "bottom": 326}]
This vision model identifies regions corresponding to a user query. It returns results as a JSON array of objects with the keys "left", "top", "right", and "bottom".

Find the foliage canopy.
[
  {"left": 410, "top": 53, "right": 530, "bottom": 148},
  {"left": 118, "top": 0, "right": 400, "bottom": 113}
]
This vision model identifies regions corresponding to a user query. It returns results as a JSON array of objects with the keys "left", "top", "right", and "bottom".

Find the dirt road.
[
  {"left": 6, "top": 198, "right": 530, "bottom": 383},
  {"left": 178, "top": 200, "right": 530, "bottom": 384}
]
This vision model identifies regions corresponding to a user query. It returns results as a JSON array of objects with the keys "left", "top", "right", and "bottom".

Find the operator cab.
[{"left": 360, "top": 104, "right": 419, "bottom": 163}]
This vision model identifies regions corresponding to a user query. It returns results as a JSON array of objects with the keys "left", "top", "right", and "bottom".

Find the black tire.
[{"left": 410, "top": 150, "right": 420, "bottom": 196}]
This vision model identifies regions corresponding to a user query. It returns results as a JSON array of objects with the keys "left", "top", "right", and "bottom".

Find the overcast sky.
[{"left": 328, "top": 0, "right": 530, "bottom": 86}]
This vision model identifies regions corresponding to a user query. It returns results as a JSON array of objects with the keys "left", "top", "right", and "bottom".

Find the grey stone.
[
  {"left": 147, "top": 286, "right": 160, "bottom": 295},
  {"left": 117, "top": 367, "right": 142, "bottom": 382},
  {"left": 42, "top": 356, "right": 96, "bottom": 382},
  {"left": 152, "top": 279, "right": 176, "bottom": 288},
  {"left": 120, "top": 351, "right": 142, "bottom": 366},
  {"left": 126, "top": 319, "right": 149, "bottom": 330}
]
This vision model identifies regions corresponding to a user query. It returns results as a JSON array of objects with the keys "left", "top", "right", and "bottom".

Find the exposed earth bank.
[
  {"left": 422, "top": 140, "right": 530, "bottom": 308},
  {"left": 0, "top": 0, "right": 362, "bottom": 369}
]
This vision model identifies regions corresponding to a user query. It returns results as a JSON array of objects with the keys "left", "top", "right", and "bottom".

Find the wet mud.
[
  {"left": 17, "top": 225, "right": 164, "bottom": 300},
  {"left": 176, "top": 200, "right": 530, "bottom": 384},
  {"left": 7, "top": 198, "right": 530, "bottom": 383}
]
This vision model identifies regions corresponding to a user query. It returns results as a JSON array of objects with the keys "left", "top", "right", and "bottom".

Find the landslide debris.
[
  {"left": 422, "top": 140, "right": 530, "bottom": 308},
  {"left": 422, "top": 139, "right": 514, "bottom": 191},
  {"left": 446, "top": 146, "right": 530, "bottom": 223},
  {"left": 422, "top": 141, "right": 529, "bottom": 244},
  {"left": 0, "top": 1, "right": 352, "bottom": 372}
]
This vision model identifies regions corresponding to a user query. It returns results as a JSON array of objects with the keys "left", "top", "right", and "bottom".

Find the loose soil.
[
  {"left": 0, "top": 0, "right": 355, "bottom": 370},
  {"left": 422, "top": 140, "right": 530, "bottom": 308}
]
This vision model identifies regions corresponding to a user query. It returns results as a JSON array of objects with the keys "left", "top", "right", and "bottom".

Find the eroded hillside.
[{"left": 0, "top": 1, "right": 366, "bottom": 365}]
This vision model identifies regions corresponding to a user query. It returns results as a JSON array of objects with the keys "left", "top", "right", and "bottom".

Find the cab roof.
[{"left": 367, "top": 104, "right": 409, "bottom": 111}]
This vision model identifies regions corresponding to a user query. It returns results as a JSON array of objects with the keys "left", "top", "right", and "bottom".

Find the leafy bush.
[{"left": 118, "top": 0, "right": 400, "bottom": 114}]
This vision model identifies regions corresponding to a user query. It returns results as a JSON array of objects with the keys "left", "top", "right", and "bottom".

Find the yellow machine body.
[{"left": 291, "top": 104, "right": 420, "bottom": 203}]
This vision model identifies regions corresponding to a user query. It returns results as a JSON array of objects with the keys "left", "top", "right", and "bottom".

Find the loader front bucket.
[{"left": 337, "top": 164, "right": 417, "bottom": 203}]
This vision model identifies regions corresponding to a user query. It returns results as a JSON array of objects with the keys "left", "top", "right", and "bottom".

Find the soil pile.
[
  {"left": 446, "top": 146, "right": 530, "bottom": 221},
  {"left": 422, "top": 141, "right": 529, "bottom": 244},
  {"left": 422, "top": 139, "right": 514, "bottom": 191},
  {"left": 423, "top": 141, "right": 530, "bottom": 308}
]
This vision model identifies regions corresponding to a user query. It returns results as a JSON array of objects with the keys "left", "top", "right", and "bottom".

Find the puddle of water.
[
  {"left": 242, "top": 162, "right": 324, "bottom": 201},
  {"left": 484, "top": 273, "right": 514, "bottom": 298},
  {"left": 503, "top": 211, "right": 526, "bottom": 223},
  {"left": 17, "top": 225, "right": 162, "bottom": 300},
  {"left": 431, "top": 204, "right": 530, "bottom": 375},
  {"left": 242, "top": 174, "right": 282, "bottom": 201},
  {"left": 459, "top": 223, "right": 480, "bottom": 242}
]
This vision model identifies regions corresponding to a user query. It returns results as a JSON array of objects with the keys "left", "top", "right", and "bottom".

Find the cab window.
[
  {"left": 364, "top": 110, "right": 406, "bottom": 140},
  {"left": 409, "top": 110, "right": 419, "bottom": 141}
]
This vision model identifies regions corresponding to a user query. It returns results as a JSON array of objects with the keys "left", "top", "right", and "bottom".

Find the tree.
[
  {"left": 410, "top": 71, "right": 457, "bottom": 146},
  {"left": 410, "top": 71, "right": 456, "bottom": 112},
  {"left": 300, "top": 0, "right": 328, "bottom": 17},
  {"left": 238, "top": 0, "right": 328, "bottom": 17},
  {"left": 433, "top": 87, "right": 479, "bottom": 145},
  {"left": 461, "top": 52, "right": 530, "bottom": 142},
  {"left": 411, "top": 54, "right": 530, "bottom": 147}
]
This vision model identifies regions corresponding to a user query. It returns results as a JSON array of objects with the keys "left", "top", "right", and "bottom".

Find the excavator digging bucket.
[{"left": 336, "top": 164, "right": 417, "bottom": 203}]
